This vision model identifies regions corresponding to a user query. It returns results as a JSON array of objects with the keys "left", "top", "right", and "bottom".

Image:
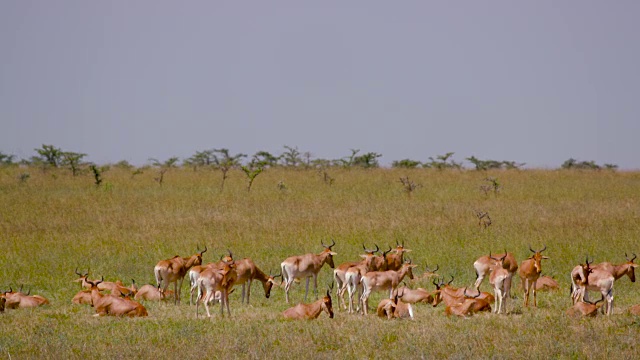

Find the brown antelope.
[
  {"left": 0, "top": 294, "right": 5, "bottom": 312},
  {"left": 3, "top": 287, "right": 49, "bottom": 309},
  {"left": 377, "top": 288, "right": 414, "bottom": 320},
  {"left": 188, "top": 251, "right": 234, "bottom": 305},
  {"left": 580, "top": 253, "right": 638, "bottom": 315},
  {"left": 394, "top": 286, "right": 436, "bottom": 305},
  {"left": 570, "top": 257, "right": 595, "bottom": 304},
  {"left": 360, "top": 260, "right": 417, "bottom": 315},
  {"left": 534, "top": 275, "right": 560, "bottom": 292},
  {"left": 87, "top": 278, "right": 148, "bottom": 317},
  {"left": 431, "top": 277, "right": 495, "bottom": 307},
  {"left": 234, "top": 258, "right": 281, "bottom": 304},
  {"left": 444, "top": 288, "right": 491, "bottom": 317},
  {"left": 629, "top": 304, "right": 640, "bottom": 316},
  {"left": 417, "top": 264, "right": 439, "bottom": 281},
  {"left": 280, "top": 239, "right": 337, "bottom": 303},
  {"left": 195, "top": 260, "right": 237, "bottom": 318},
  {"left": 566, "top": 299, "right": 603, "bottom": 317},
  {"left": 333, "top": 244, "right": 379, "bottom": 310},
  {"left": 134, "top": 284, "right": 175, "bottom": 302},
  {"left": 518, "top": 245, "right": 549, "bottom": 308},
  {"left": 342, "top": 246, "right": 385, "bottom": 314},
  {"left": 473, "top": 252, "right": 518, "bottom": 298},
  {"left": 74, "top": 268, "right": 137, "bottom": 296},
  {"left": 154, "top": 246, "right": 207, "bottom": 304},
  {"left": 490, "top": 252, "right": 511, "bottom": 314},
  {"left": 72, "top": 290, "right": 93, "bottom": 305},
  {"left": 386, "top": 240, "right": 411, "bottom": 271},
  {"left": 283, "top": 287, "right": 334, "bottom": 320}
]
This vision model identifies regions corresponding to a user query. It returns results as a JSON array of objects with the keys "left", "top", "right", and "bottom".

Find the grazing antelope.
[
  {"left": 135, "top": 284, "right": 174, "bottom": 302},
  {"left": 580, "top": 253, "right": 638, "bottom": 315},
  {"left": 473, "top": 252, "right": 518, "bottom": 298},
  {"left": 444, "top": 288, "right": 491, "bottom": 317},
  {"left": 87, "top": 278, "right": 148, "bottom": 317},
  {"left": 234, "top": 258, "right": 281, "bottom": 304},
  {"left": 570, "top": 257, "right": 595, "bottom": 304},
  {"left": 377, "top": 288, "right": 414, "bottom": 320},
  {"left": 195, "top": 260, "right": 237, "bottom": 318},
  {"left": 334, "top": 244, "right": 379, "bottom": 310},
  {"left": 283, "top": 287, "right": 334, "bottom": 320},
  {"left": 386, "top": 240, "right": 412, "bottom": 271},
  {"left": 360, "top": 260, "right": 417, "bottom": 315},
  {"left": 155, "top": 246, "right": 207, "bottom": 304},
  {"left": 490, "top": 252, "right": 511, "bottom": 314},
  {"left": 518, "top": 245, "right": 549, "bottom": 308},
  {"left": 566, "top": 299, "right": 603, "bottom": 317},
  {"left": 281, "top": 239, "right": 337, "bottom": 303},
  {"left": 3, "top": 287, "right": 49, "bottom": 309}
]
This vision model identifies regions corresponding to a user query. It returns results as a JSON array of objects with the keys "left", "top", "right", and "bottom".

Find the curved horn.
[
  {"left": 540, "top": 245, "right": 547, "bottom": 253},
  {"left": 626, "top": 253, "right": 637, "bottom": 262},
  {"left": 432, "top": 278, "right": 440, "bottom": 289},
  {"left": 383, "top": 246, "right": 392, "bottom": 257},
  {"left": 529, "top": 245, "right": 535, "bottom": 253},
  {"left": 227, "top": 249, "right": 233, "bottom": 259},
  {"left": 447, "top": 275, "right": 454, "bottom": 285},
  {"left": 329, "top": 239, "right": 336, "bottom": 248},
  {"left": 131, "top": 278, "right": 136, "bottom": 285},
  {"left": 27, "top": 288, "right": 30, "bottom": 296},
  {"left": 395, "top": 239, "right": 399, "bottom": 246},
  {"left": 374, "top": 244, "right": 379, "bottom": 253},
  {"left": 201, "top": 245, "right": 208, "bottom": 255},
  {"left": 585, "top": 255, "right": 592, "bottom": 266},
  {"left": 75, "top": 267, "right": 83, "bottom": 277}
]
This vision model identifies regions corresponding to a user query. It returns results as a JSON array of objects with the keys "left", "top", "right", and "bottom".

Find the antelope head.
[
  {"left": 322, "top": 285, "right": 334, "bottom": 319},
  {"left": 529, "top": 245, "right": 549, "bottom": 273},
  {"left": 625, "top": 253, "right": 638, "bottom": 282},
  {"left": 320, "top": 239, "right": 337, "bottom": 268},
  {"left": 264, "top": 270, "right": 282, "bottom": 298}
]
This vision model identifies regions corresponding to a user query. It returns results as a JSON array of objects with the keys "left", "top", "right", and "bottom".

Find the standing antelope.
[
  {"left": 283, "top": 288, "right": 334, "bottom": 320},
  {"left": 195, "top": 260, "right": 237, "bottom": 318},
  {"left": 333, "top": 244, "right": 379, "bottom": 310},
  {"left": 188, "top": 251, "right": 234, "bottom": 305},
  {"left": 360, "top": 260, "right": 417, "bottom": 315},
  {"left": 579, "top": 253, "right": 638, "bottom": 315},
  {"left": 154, "top": 246, "right": 207, "bottom": 304},
  {"left": 344, "top": 249, "right": 381, "bottom": 314},
  {"left": 518, "top": 245, "right": 550, "bottom": 308},
  {"left": 234, "top": 258, "right": 281, "bottom": 304},
  {"left": 87, "top": 278, "right": 148, "bottom": 317},
  {"left": 473, "top": 252, "right": 517, "bottom": 298},
  {"left": 280, "top": 239, "right": 337, "bottom": 303},
  {"left": 489, "top": 252, "right": 511, "bottom": 314},
  {"left": 386, "top": 240, "right": 411, "bottom": 271}
]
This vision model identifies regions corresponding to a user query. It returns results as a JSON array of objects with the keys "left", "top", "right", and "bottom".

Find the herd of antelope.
[{"left": 2, "top": 240, "right": 639, "bottom": 319}]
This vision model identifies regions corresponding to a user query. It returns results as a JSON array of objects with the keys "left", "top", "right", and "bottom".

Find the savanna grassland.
[{"left": 1, "top": 166, "right": 640, "bottom": 359}]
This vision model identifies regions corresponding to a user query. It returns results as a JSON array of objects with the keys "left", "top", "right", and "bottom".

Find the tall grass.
[{"left": 1, "top": 166, "right": 639, "bottom": 359}]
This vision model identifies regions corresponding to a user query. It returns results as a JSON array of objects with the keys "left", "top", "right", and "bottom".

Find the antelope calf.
[
  {"left": 566, "top": 299, "right": 602, "bottom": 317},
  {"left": 360, "top": 260, "right": 417, "bottom": 315},
  {"left": 281, "top": 239, "right": 337, "bottom": 303},
  {"left": 518, "top": 245, "right": 549, "bottom": 308},
  {"left": 473, "top": 252, "right": 517, "bottom": 298},
  {"left": 155, "top": 246, "right": 207, "bottom": 304},
  {"left": 283, "top": 288, "right": 334, "bottom": 320}
]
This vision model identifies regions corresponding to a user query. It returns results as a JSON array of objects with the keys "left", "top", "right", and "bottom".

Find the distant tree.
[
  {"left": 212, "top": 149, "right": 246, "bottom": 191},
  {"left": 392, "top": 159, "right": 422, "bottom": 168},
  {"left": 251, "top": 151, "right": 280, "bottom": 168},
  {"left": 114, "top": 160, "right": 134, "bottom": 170},
  {"left": 184, "top": 150, "right": 215, "bottom": 171},
  {"left": 353, "top": 152, "right": 382, "bottom": 168},
  {"left": 561, "top": 158, "right": 604, "bottom": 170},
  {"left": 337, "top": 149, "right": 360, "bottom": 168},
  {"left": 90, "top": 164, "right": 103, "bottom": 186},
  {"left": 35, "top": 144, "right": 63, "bottom": 168},
  {"left": 502, "top": 161, "right": 526, "bottom": 170},
  {"left": 603, "top": 163, "right": 618, "bottom": 171},
  {"left": 0, "top": 152, "right": 16, "bottom": 166},
  {"left": 466, "top": 156, "right": 502, "bottom": 171},
  {"left": 423, "top": 152, "right": 462, "bottom": 170},
  {"left": 61, "top": 151, "right": 87, "bottom": 176},
  {"left": 149, "top": 157, "right": 180, "bottom": 186},
  {"left": 280, "top": 145, "right": 302, "bottom": 167}
]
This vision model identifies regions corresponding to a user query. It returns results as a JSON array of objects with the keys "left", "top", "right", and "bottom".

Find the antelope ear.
[
  {"left": 542, "top": 256, "right": 550, "bottom": 260},
  {"left": 359, "top": 254, "right": 368, "bottom": 259},
  {"left": 404, "top": 249, "right": 412, "bottom": 252},
  {"left": 330, "top": 252, "right": 338, "bottom": 256},
  {"left": 632, "top": 264, "right": 639, "bottom": 268}
]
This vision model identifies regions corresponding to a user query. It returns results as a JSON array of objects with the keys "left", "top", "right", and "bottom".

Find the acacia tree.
[
  {"left": 212, "top": 149, "right": 246, "bottom": 191},
  {"left": 184, "top": 150, "right": 215, "bottom": 171},
  {"left": 280, "top": 145, "right": 302, "bottom": 167},
  {"left": 0, "top": 152, "right": 16, "bottom": 166},
  {"left": 61, "top": 151, "right": 87, "bottom": 176},
  {"left": 35, "top": 144, "right": 63, "bottom": 168},
  {"left": 353, "top": 152, "right": 381, "bottom": 168},
  {"left": 423, "top": 152, "right": 462, "bottom": 170},
  {"left": 149, "top": 157, "right": 180, "bottom": 186},
  {"left": 251, "top": 151, "right": 280, "bottom": 168},
  {"left": 241, "top": 165, "right": 263, "bottom": 192}
]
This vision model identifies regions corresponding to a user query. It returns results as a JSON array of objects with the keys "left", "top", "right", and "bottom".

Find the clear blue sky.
[{"left": 1, "top": 1, "right": 639, "bottom": 168}]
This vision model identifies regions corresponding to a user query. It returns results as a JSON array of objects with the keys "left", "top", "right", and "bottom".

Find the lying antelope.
[
  {"left": 135, "top": 284, "right": 175, "bottom": 302},
  {"left": 417, "top": 264, "right": 439, "bottom": 281},
  {"left": 444, "top": 288, "right": 491, "bottom": 317},
  {"left": 580, "top": 253, "right": 638, "bottom": 315},
  {"left": 629, "top": 304, "right": 640, "bottom": 316},
  {"left": 377, "top": 288, "right": 414, "bottom": 319},
  {"left": 87, "top": 278, "right": 148, "bottom": 317},
  {"left": 360, "top": 260, "right": 417, "bottom": 315},
  {"left": 334, "top": 244, "right": 379, "bottom": 311},
  {"left": 394, "top": 286, "right": 436, "bottom": 305},
  {"left": 431, "top": 277, "right": 495, "bottom": 307},
  {"left": 74, "top": 268, "right": 137, "bottom": 296},
  {"left": 473, "top": 251, "right": 517, "bottom": 298},
  {"left": 518, "top": 245, "right": 549, "bottom": 308},
  {"left": 283, "top": 288, "right": 334, "bottom": 320},
  {"left": 196, "top": 260, "right": 237, "bottom": 318},
  {"left": 534, "top": 275, "right": 560, "bottom": 292},
  {"left": 72, "top": 289, "right": 93, "bottom": 305},
  {"left": 281, "top": 239, "right": 337, "bottom": 303},
  {"left": 490, "top": 252, "right": 511, "bottom": 314},
  {"left": 566, "top": 299, "right": 603, "bottom": 317},
  {"left": 570, "top": 257, "right": 594, "bottom": 304},
  {"left": 154, "top": 245, "right": 207, "bottom": 304},
  {"left": 234, "top": 258, "right": 281, "bottom": 304},
  {"left": 2, "top": 287, "right": 49, "bottom": 309}
]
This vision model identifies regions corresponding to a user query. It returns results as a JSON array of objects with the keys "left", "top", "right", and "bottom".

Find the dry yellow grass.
[{"left": 1, "top": 166, "right": 640, "bottom": 359}]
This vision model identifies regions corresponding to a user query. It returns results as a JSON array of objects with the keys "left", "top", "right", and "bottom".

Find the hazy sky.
[{"left": 1, "top": 1, "right": 639, "bottom": 168}]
